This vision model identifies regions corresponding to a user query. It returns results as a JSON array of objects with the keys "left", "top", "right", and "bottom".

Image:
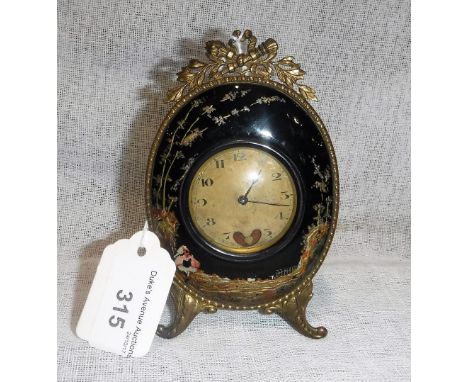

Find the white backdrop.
[{"left": 58, "top": 0, "right": 410, "bottom": 380}]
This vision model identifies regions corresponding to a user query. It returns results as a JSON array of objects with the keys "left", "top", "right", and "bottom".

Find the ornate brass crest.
[{"left": 167, "top": 30, "right": 318, "bottom": 103}]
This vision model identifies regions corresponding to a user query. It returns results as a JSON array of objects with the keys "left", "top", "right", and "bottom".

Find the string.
[{"left": 139, "top": 220, "right": 149, "bottom": 249}]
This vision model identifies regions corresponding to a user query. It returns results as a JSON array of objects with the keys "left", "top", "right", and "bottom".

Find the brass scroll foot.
[
  {"left": 259, "top": 277, "right": 327, "bottom": 339},
  {"left": 157, "top": 282, "right": 217, "bottom": 339}
]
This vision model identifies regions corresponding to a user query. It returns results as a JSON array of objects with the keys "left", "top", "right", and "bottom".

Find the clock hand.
[
  {"left": 246, "top": 200, "right": 290, "bottom": 207},
  {"left": 238, "top": 169, "right": 263, "bottom": 205},
  {"left": 243, "top": 169, "right": 262, "bottom": 198}
]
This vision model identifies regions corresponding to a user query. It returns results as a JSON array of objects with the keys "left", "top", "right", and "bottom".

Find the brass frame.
[{"left": 145, "top": 31, "right": 339, "bottom": 339}]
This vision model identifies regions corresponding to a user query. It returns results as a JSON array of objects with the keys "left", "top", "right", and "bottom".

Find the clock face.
[{"left": 187, "top": 145, "right": 298, "bottom": 255}]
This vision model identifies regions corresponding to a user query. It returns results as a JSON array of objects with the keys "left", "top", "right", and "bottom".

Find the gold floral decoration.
[
  {"left": 150, "top": 207, "right": 178, "bottom": 251},
  {"left": 167, "top": 30, "right": 317, "bottom": 103}
]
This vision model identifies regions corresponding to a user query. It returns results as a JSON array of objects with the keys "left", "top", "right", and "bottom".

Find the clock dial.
[{"left": 188, "top": 146, "right": 297, "bottom": 254}]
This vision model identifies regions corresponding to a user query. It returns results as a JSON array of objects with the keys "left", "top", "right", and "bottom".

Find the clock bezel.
[{"left": 178, "top": 139, "right": 306, "bottom": 262}]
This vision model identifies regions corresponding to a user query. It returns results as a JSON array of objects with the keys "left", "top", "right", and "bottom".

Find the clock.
[
  {"left": 145, "top": 30, "right": 339, "bottom": 339},
  {"left": 182, "top": 143, "right": 301, "bottom": 258}
]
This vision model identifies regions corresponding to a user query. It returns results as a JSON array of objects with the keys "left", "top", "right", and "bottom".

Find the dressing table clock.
[{"left": 145, "top": 30, "right": 339, "bottom": 339}]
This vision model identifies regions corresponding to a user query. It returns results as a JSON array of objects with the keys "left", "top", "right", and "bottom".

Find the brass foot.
[
  {"left": 260, "top": 277, "right": 327, "bottom": 339},
  {"left": 157, "top": 282, "right": 217, "bottom": 339}
]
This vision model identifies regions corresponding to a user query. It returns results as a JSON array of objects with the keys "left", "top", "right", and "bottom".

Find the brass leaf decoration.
[
  {"left": 166, "top": 85, "right": 185, "bottom": 102},
  {"left": 274, "top": 56, "right": 305, "bottom": 87},
  {"left": 165, "top": 30, "right": 318, "bottom": 103},
  {"left": 297, "top": 84, "right": 318, "bottom": 101}
]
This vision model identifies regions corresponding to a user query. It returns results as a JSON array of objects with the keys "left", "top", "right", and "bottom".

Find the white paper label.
[{"left": 76, "top": 229, "right": 175, "bottom": 357}]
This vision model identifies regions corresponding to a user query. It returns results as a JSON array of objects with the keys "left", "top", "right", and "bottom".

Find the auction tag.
[{"left": 76, "top": 227, "right": 175, "bottom": 357}]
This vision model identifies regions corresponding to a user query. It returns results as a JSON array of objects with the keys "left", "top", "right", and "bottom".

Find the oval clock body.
[{"left": 146, "top": 77, "right": 338, "bottom": 307}]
